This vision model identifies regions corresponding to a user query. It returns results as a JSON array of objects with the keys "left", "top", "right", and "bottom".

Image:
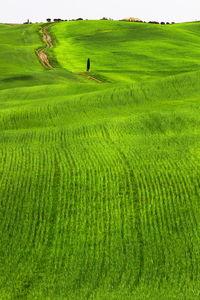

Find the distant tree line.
[
  {"left": 23, "top": 18, "right": 176, "bottom": 25},
  {"left": 120, "top": 19, "right": 176, "bottom": 25},
  {"left": 46, "top": 18, "right": 84, "bottom": 22},
  {"left": 148, "top": 21, "right": 175, "bottom": 25}
]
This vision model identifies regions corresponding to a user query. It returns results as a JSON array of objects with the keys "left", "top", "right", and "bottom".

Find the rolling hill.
[{"left": 0, "top": 20, "right": 200, "bottom": 300}]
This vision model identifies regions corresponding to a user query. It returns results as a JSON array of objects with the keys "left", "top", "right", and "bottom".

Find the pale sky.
[{"left": 1, "top": 0, "right": 200, "bottom": 23}]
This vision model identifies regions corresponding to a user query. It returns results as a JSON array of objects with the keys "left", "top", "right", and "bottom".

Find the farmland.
[{"left": 0, "top": 20, "right": 200, "bottom": 299}]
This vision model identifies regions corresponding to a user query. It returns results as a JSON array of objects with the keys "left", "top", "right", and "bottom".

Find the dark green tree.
[{"left": 87, "top": 58, "right": 90, "bottom": 72}]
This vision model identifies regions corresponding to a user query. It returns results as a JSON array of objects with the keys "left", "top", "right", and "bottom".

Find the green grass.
[
  {"left": 0, "top": 20, "right": 200, "bottom": 300},
  {"left": 51, "top": 20, "right": 200, "bottom": 83}
]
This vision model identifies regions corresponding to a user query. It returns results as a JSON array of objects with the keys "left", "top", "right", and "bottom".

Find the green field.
[{"left": 0, "top": 20, "right": 200, "bottom": 299}]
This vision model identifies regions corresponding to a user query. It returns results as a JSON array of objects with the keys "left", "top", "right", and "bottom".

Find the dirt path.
[
  {"left": 36, "top": 24, "right": 55, "bottom": 69},
  {"left": 36, "top": 24, "right": 103, "bottom": 83},
  {"left": 75, "top": 72, "right": 102, "bottom": 83}
]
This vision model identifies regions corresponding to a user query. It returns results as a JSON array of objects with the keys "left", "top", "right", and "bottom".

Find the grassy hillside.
[
  {"left": 0, "top": 21, "right": 200, "bottom": 300},
  {"left": 51, "top": 20, "right": 200, "bottom": 83}
]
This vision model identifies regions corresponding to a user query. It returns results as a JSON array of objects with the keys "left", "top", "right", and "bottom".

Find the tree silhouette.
[{"left": 87, "top": 58, "right": 90, "bottom": 72}]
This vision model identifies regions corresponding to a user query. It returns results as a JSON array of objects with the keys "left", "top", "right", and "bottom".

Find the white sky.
[{"left": 1, "top": 0, "right": 200, "bottom": 23}]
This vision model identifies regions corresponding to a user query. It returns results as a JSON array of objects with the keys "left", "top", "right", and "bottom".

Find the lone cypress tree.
[{"left": 87, "top": 58, "right": 90, "bottom": 72}]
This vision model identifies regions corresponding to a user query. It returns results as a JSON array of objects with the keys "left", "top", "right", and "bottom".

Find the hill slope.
[
  {"left": 0, "top": 21, "right": 200, "bottom": 300},
  {"left": 51, "top": 20, "right": 200, "bottom": 83}
]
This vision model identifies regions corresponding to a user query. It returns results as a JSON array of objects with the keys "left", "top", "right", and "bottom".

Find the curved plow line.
[
  {"left": 116, "top": 161, "right": 136, "bottom": 286},
  {"left": 35, "top": 150, "right": 54, "bottom": 255},
  {"left": 139, "top": 162, "right": 158, "bottom": 240},
  {"left": 154, "top": 161, "right": 178, "bottom": 258},
  {"left": 187, "top": 157, "right": 200, "bottom": 235},
  {"left": 5, "top": 148, "right": 28, "bottom": 252},
  {"left": 83, "top": 165, "right": 107, "bottom": 292},
  {"left": 86, "top": 168, "right": 98, "bottom": 253},
  {"left": 136, "top": 162, "right": 153, "bottom": 234},
  {"left": 148, "top": 160, "right": 176, "bottom": 284},
  {"left": 171, "top": 168, "right": 195, "bottom": 289},
  {"left": 107, "top": 166, "right": 116, "bottom": 256},
  {"left": 151, "top": 159, "right": 176, "bottom": 235},
  {"left": 57, "top": 149, "right": 76, "bottom": 271},
  {"left": 111, "top": 146, "right": 139, "bottom": 286},
  {"left": 23, "top": 148, "right": 49, "bottom": 260},
  {"left": 149, "top": 165, "right": 166, "bottom": 241},
  {"left": 98, "top": 168, "right": 109, "bottom": 278},
  {"left": 100, "top": 126, "right": 144, "bottom": 286},
  {"left": 158, "top": 159, "right": 193, "bottom": 289},
  {"left": 74, "top": 167, "right": 92, "bottom": 285},
  {"left": 162, "top": 160, "right": 187, "bottom": 237},
  {"left": 62, "top": 149, "right": 85, "bottom": 276},
  {"left": 157, "top": 159, "right": 188, "bottom": 288},
  {"left": 51, "top": 149, "right": 68, "bottom": 270},
  {"left": 28, "top": 150, "right": 44, "bottom": 252},
  {"left": 151, "top": 160, "right": 171, "bottom": 238},
  {"left": 133, "top": 163, "right": 159, "bottom": 285},
  {"left": 1, "top": 149, "right": 20, "bottom": 234},
  {"left": 110, "top": 162, "right": 133, "bottom": 287},
  {"left": 78, "top": 168, "right": 100, "bottom": 290},
  {"left": 84, "top": 147, "right": 99, "bottom": 170},
  {"left": 133, "top": 157, "right": 174, "bottom": 287},
  {"left": 96, "top": 140, "right": 116, "bottom": 167},
  {"left": 137, "top": 165, "right": 160, "bottom": 281},
  {"left": 54, "top": 149, "right": 71, "bottom": 269},
  {"left": 127, "top": 164, "right": 144, "bottom": 289},
  {"left": 24, "top": 149, "right": 40, "bottom": 250},
  {"left": 50, "top": 150, "right": 64, "bottom": 268},
  {"left": 162, "top": 162, "right": 182, "bottom": 236},
  {"left": 0, "top": 148, "right": 17, "bottom": 234},
  {"left": 53, "top": 148, "right": 88, "bottom": 271},
  {"left": 177, "top": 161, "right": 199, "bottom": 236},
  {"left": 17, "top": 149, "right": 34, "bottom": 247},
  {"left": 83, "top": 143, "right": 115, "bottom": 286},
  {"left": 45, "top": 149, "right": 58, "bottom": 260},
  {"left": 0, "top": 148, "right": 6, "bottom": 187},
  {"left": 27, "top": 150, "right": 44, "bottom": 249},
  {"left": 116, "top": 146, "right": 141, "bottom": 284},
  {"left": 94, "top": 168, "right": 109, "bottom": 289},
  {"left": 174, "top": 161, "right": 199, "bottom": 282},
  {"left": 29, "top": 149, "right": 55, "bottom": 260},
  {"left": 102, "top": 168, "right": 112, "bottom": 268},
  {"left": 100, "top": 126, "right": 130, "bottom": 260},
  {"left": 149, "top": 164, "right": 165, "bottom": 260},
  {"left": 162, "top": 162, "right": 186, "bottom": 290}
]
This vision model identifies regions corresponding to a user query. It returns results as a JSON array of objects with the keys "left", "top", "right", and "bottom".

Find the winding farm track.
[
  {"left": 36, "top": 23, "right": 102, "bottom": 82},
  {"left": 36, "top": 24, "right": 55, "bottom": 69}
]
